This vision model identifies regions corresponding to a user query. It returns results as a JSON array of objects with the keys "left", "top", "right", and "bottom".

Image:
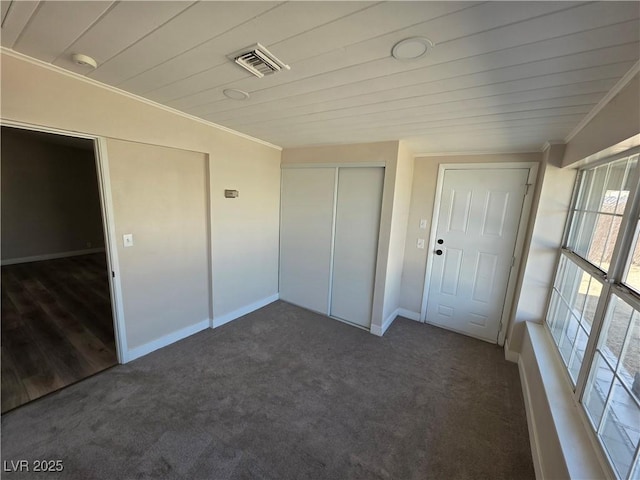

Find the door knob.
[
  {"left": 435, "top": 249, "right": 443, "bottom": 255},
  {"left": 437, "top": 239, "right": 444, "bottom": 244}
]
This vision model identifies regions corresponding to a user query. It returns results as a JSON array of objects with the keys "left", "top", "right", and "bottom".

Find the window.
[{"left": 546, "top": 151, "right": 640, "bottom": 480}]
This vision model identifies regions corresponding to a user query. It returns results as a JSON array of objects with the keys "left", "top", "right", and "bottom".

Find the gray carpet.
[{"left": 1, "top": 301, "right": 534, "bottom": 479}]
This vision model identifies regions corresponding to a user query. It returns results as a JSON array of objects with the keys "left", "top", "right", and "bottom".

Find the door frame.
[
  {"left": 419, "top": 162, "right": 539, "bottom": 345},
  {"left": 1, "top": 120, "right": 127, "bottom": 362}
]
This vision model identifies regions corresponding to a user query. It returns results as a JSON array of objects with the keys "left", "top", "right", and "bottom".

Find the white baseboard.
[
  {"left": 212, "top": 293, "right": 279, "bottom": 328},
  {"left": 397, "top": 308, "right": 421, "bottom": 321},
  {"left": 504, "top": 338, "right": 519, "bottom": 363},
  {"left": 1, "top": 247, "right": 106, "bottom": 266},
  {"left": 518, "top": 356, "right": 543, "bottom": 480},
  {"left": 371, "top": 308, "right": 399, "bottom": 337},
  {"left": 125, "top": 318, "right": 210, "bottom": 362}
]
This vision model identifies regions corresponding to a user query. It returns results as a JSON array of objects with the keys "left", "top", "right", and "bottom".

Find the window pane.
[
  {"left": 587, "top": 214, "right": 618, "bottom": 270},
  {"left": 547, "top": 291, "right": 561, "bottom": 331},
  {"left": 582, "top": 278, "right": 603, "bottom": 334},
  {"left": 566, "top": 157, "right": 636, "bottom": 273},
  {"left": 625, "top": 220, "right": 640, "bottom": 293},
  {"left": 584, "top": 352, "right": 615, "bottom": 428},
  {"left": 618, "top": 311, "right": 639, "bottom": 396},
  {"left": 547, "top": 255, "right": 602, "bottom": 384},
  {"left": 600, "top": 378, "right": 640, "bottom": 480},
  {"left": 559, "top": 314, "right": 580, "bottom": 364},
  {"left": 569, "top": 325, "right": 589, "bottom": 382},
  {"left": 558, "top": 255, "right": 581, "bottom": 302},
  {"left": 550, "top": 295, "right": 571, "bottom": 347},
  {"left": 600, "top": 296, "right": 635, "bottom": 368},
  {"left": 583, "top": 293, "right": 640, "bottom": 480}
]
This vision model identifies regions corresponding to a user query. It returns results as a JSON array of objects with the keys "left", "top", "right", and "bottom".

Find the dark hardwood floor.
[{"left": 1, "top": 253, "right": 117, "bottom": 413}]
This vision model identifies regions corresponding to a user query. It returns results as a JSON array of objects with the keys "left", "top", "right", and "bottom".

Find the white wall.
[
  {"left": 281, "top": 142, "right": 399, "bottom": 166},
  {"left": 563, "top": 72, "right": 640, "bottom": 167},
  {"left": 399, "top": 152, "right": 542, "bottom": 316},
  {"left": 1, "top": 51, "right": 281, "bottom": 359},
  {"left": 506, "top": 144, "right": 575, "bottom": 354},
  {"left": 106, "top": 139, "right": 210, "bottom": 350},
  {"left": 1, "top": 127, "right": 105, "bottom": 262},
  {"left": 380, "top": 141, "right": 414, "bottom": 327}
]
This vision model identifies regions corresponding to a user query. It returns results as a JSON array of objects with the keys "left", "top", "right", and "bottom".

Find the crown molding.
[
  {"left": 413, "top": 149, "right": 540, "bottom": 158},
  {"left": 565, "top": 60, "right": 640, "bottom": 144},
  {"left": 542, "top": 140, "right": 565, "bottom": 152},
  {"left": 0, "top": 47, "right": 283, "bottom": 151}
]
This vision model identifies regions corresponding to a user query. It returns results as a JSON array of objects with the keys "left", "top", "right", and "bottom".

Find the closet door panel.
[
  {"left": 279, "top": 168, "right": 336, "bottom": 314},
  {"left": 330, "top": 167, "right": 384, "bottom": 327}
]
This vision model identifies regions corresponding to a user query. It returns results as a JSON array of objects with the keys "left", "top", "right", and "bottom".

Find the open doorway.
[{"left": 1, "top": 126, "right": 117, "bottom": 413}]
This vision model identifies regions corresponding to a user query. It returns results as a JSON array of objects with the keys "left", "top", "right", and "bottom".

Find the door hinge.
[
  {"left": 524, "top": 183, "right": 533, "bottom": 196},
  {"left": 112, "top": 271, "right": 115, "bottom": 278}
]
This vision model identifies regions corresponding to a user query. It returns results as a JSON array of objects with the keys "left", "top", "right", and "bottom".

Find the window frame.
[{"left": 544, "top": 147, "right": 640, "bottom": 480}]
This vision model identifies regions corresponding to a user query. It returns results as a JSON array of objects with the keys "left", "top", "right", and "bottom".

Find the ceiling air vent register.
[{"left": 229, "top": 43, "right": 290, "bottom": 78}]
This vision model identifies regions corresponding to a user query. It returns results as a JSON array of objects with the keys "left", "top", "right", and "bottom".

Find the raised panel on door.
[
  {"left": 426, "top": 168, "right": 529, "bottom": 342},
  {"left": 279, "top": 168, "right": 336, "bottom": 314},
  {"left": 330, "top": 167, "right": 384, "bottom": 328}
]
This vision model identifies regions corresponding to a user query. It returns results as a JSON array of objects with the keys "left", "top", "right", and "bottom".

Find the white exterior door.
[{"left": 425, "top": 168, "right": 529, "bottom": 343}]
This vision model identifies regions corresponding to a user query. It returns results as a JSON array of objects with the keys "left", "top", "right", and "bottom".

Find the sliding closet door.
[
  {"left": 330, "top": 167, "right": 384, "bottom": 328},
  {"left": 279, "top": 168, "right": 336, "bottom": 314}
]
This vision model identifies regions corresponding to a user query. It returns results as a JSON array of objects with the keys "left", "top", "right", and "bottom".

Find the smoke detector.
[
  {"left": 71, "top": 53, "right": 97, "bottom": 69},
  {"left": 228, "top": 43, "right": 290, "bottom": 78},
  {"left": 391, "top": 37, "right": 434, "bottom": 61}
]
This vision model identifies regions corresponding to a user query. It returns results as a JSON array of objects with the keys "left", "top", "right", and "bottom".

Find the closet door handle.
[{"left": 435, "top": 249, "right": 443, "bottom": 256}]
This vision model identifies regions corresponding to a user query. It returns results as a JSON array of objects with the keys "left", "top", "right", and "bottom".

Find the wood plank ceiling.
[{"left": 2, "top": 1, "right": 639, "bottom": 154}]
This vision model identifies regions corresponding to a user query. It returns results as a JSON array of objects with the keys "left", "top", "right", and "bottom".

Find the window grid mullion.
[
  {"left": 562, "top": 170, "right": 584, "bottom": 248},
  {"left": 613, "top": 311, "right": 636, "bottom": 378},
  {"left": 579, "top": 164, "right": 611, "bottom": 258},
  {"left": 576, "top": 282, "right": 612, "bottom": 397},
  {"left": 604, "top": 360, "right": 640, "bottom": 409},
  {"left": 571, "top": 208, "right": 624, "bottom": 217},
  {"left": 596, "top": 363, "right": 618, "bottom": 435},
  {"left": 566, "top": 323, "right": 587, "bottom": 376},
  {"left": 593, "top": 345, "right": 619, "bottom": 374}
]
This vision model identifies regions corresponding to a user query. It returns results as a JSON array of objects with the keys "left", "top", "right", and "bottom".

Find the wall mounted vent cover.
[{"left": 229, "top": 43, "right": 290, "bottom": 78}]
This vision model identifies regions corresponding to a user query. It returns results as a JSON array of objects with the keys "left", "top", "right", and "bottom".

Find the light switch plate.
[
  {"left": 417, "top": 238, "right": 425, "bottom": 249},
  {"left": 419, "top": 219, "right": 428, "bottom": 229},
  {"left": 123, "top": 234, "right": 134, "bottom": 247}
]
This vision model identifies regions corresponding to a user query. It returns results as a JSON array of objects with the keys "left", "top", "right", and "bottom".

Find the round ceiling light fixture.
[
  {"left": 223, "top": 88, "right": 250, "bottom": 100},
  {"left": 391, "top": 37, "right": 434, "bottom": 61},
  {"left": 71, "top": 53, "right": 98, "bottom": 69}
]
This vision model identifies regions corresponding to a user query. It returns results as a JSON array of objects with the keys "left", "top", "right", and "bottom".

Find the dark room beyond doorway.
[{"left": 1, "top": 126, "right": 117, "bottom": 413}]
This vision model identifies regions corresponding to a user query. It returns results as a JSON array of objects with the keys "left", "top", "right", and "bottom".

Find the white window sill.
[{"left": 517, "top": 322, "right": 612, "bottom": 479}]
